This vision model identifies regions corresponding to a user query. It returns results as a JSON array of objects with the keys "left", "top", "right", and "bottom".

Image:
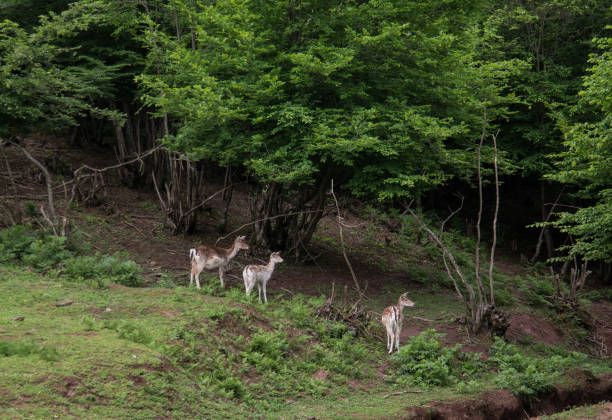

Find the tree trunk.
[
  {"left": 249, "top": 169, "right": 331, "bottom": 258},
  {"left": 540, "top": 181, "right": 555, "bottom": 259},
  {"left": 218, "top": 164, "right": 233, "bottom": 234}
]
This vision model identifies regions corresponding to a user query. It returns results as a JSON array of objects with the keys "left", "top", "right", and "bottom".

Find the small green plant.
[
  {"left": 23, "top": 201, "right": 37, "bottom": 217},
  {"left": 489, "top": 338, "right": 587, "bottom": 397},
  {"left": 520, "top": 275, "right": 557, "bottom": 306},
  {"left": 0, "top": 340, "right": 59, "bottom": 361},
  {"left": 140, "top": 201, "right": 156, "bottom": 209},
  {"left": 392, "top": 329, "right": 461, "bottom": 387},
  {"left": 218, "top": 376, "right": 247, "bottom": 399},
  {"left": 0, "top": 225, "right": 37, "bottom": 263},
  {"left": 117, "top": 321, "right": 153, "bottom": 345},
  {"left": 244, "top": 330, "right": 288, "bottom": 373},
  {"left": 22, "top": 235, "right": 74, "bottom": 269},
  {"left": 62, "top": 253, "right": 144, "bottom": 288}
]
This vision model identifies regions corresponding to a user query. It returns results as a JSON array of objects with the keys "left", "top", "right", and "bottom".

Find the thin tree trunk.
[
  {"left": 474, "top": 108, "right": 487, "bottom": 309},
  {"left": 541, "top": 183, "right": 555, "bottom": 259},
  {"left": 218, "top": 164, "right": 233, "bottom": 233},
  {"left": 532, "top": 182, "right": 563, "bottom": 262},
  {"left": 488, "top": 131, "right": 500, "bottom": 306}
]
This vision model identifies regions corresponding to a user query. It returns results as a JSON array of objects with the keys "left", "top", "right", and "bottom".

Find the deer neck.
[
  {"left": 265, "top": 260, "right": 277, "bottom": 273},
  {"left": 226, "top": 242, "right": 242, "bottom": 261},
  {"left": 395, "top": 303, "right": 405, "bottom": 322}
]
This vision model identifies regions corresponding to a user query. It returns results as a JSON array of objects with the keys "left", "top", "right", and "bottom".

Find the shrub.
[
  {"left": 392, "top": 329, "right": 460, "bottom": 387},
  {"left": 0, "top": 340, "right": 59, "bottom": 361},
  {"left": 244, "top": 330, "right": 288, "bottom": 372},
  {"left": 22, "top": 235, "right": 74, "bottom": 269},
  {"left": 0, "top": 225, "right": 37, "bottom": 263},
  {"left": 489, "top": 338, "right": 586, "bottom": 397},
  {"left": 218, "top": 376, "right": 247, "bottom": 399},
  {"left": 63, "top": 253, "right": 144, "bottom": 287}
]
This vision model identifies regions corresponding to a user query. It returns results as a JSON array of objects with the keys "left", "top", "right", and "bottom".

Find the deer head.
[
  {"left": 399, "top": 292, "right": 415, "bottom": 308},
  {"left": 270, "top": 251, "right": 284, "bottom": 264},
  {"left": 234, "top": 235, "right": 249, "bottom": 251}
]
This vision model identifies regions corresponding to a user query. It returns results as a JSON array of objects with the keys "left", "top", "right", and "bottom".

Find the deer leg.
[
  {"left": 257, "top": 283, "right": 262, "bottom": 303},
  {"left": 263, "top": 281, "right": 268, "bottom": 304},
  {"left": 195, "top": 271, "right": 201, "bottom": 290},
  {"left": 219, "top": 266, "right": 225, "bottom": 288},
  {"left": 395, "top": 329, "right": 401, "bottom": 352}
]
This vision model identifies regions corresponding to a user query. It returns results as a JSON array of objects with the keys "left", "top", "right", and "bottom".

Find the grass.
[
  {"left": 2, "top": 263, "right": 608, "bottom": 419},
  {"left": 1, "top": 206, "right": 611, "bottom": 418},
  {"left": 538, "top": 401, "right": 611, "bottom": 419},
  {"left": 0, "top": 265, "right": 424, "bottom": 418}
]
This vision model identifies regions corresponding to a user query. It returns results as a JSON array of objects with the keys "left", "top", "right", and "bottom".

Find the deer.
[
  {"left": 189, "top": 235, "right": 249, "bottom": 289},
  {"left": 381, "top": 292, "right": 415, "bottom": 354},
  {"left": 243, "top": 251, "right": 284, "bottom": 303}
]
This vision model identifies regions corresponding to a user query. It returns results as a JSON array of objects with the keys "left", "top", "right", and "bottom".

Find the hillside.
[{"left": 1, "top": 136, "right": 612, "bottom": 418}]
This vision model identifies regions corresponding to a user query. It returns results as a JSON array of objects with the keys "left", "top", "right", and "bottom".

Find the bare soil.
[
  {"left": 505, "top": 313, "right": 563, "bottom": 346},
  {"left": 407, "top": 371, "right": 612, "bottom": 420}
]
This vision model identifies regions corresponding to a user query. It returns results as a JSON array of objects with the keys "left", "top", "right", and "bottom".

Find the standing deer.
[
  {"left": 243, "top": 252, "right": 283, "bottom": 303},
  {"left": 189, "top": 235, "right": 249, "bottom": 289},
  {"left": 381, "top": 293, "right": 415, "bottom": 354}
]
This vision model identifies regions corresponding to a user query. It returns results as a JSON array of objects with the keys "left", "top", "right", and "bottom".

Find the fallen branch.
[
  {"left": 123, "top": 220, "right": 146, "bottom": 237},
  {"left": 407, "top": 316, "right": 436, "bottom": 322},
  {"left": 383, "top": 390, "right": 425, "bottom": 398}
]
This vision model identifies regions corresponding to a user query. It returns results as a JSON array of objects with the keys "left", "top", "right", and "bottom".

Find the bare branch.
[
  {"left": 72, "top": 145, "right": 164, "bottom": 178},
  {"left": 329, "top": 179, "right": 365, "bottom": 301},
  {"left": 405, "top": 205, "right": 476, "bottom": 322},
  {"left": 215, "top": 208, "right": 326, "bottom": 245},
  {"left": 12, "top": 141, "right": 58, "bottom": 226}
]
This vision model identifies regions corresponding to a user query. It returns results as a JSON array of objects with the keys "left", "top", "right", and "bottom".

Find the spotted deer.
[
  {"left": 381, "top": 293, "right": 415, "bottom": 354},
  {"left": 189, "top": 236, "right": 249, "bottom": 289},
  {"left": 243, "top": 252, "right": 283, "bottom": 303}
]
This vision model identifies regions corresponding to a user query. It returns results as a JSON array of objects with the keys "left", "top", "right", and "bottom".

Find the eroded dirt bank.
[{"left": 405, "top": 370, "right": 612, "bottom": 420}]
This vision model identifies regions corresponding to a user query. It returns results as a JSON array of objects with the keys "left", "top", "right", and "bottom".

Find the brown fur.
[
  {"left": 189, "top": 236, "right": 249, "bottom": 289},
  {"left": 381, "top": 293, "right": 415, "bottom": 354},
  {"left": 243, "top": 252, "right": 283, "bottom": 303}
]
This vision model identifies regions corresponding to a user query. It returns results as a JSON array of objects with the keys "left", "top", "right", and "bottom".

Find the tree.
[
  {"left": 549, "top": 32, "right": 612, "bottom": 264},
  {"left": 486, "top": 0, "right": 611, "bottom": 260},
  {"left": 0, "top": 1, "right": 121, "bottom": 139},
  {"left": 138, "top": 0, "right": 521, "bottom": 254}
]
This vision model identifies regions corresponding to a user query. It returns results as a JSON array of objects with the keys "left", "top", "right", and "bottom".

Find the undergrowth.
[
  {"left": 392, "top": 329, "right": 483, "bottom": 387},
  {"left": 0, "top": 224, "right": 143, "bottom": 287},
  {"left": 391, "top": 329, "right": 606, "bottom": 399}
]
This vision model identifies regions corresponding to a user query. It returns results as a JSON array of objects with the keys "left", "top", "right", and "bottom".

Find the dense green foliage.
[
  {"left": 549, "top": 34, "right": 612, "bottom": 262},
  {"left": 138, "top": 0, "right": 522, "bottom": 199},
  {"left": 489, "top": 338, "right": 589, "bottom": 397},
  {"left": 392, "top": 329, "right": 482, "bottom": 387},
  {"left": 0, "top": 1, "right": 610, "bottom": 264},
  {"left": 0, "top": 225, "right": 143, "bottom": 287}
]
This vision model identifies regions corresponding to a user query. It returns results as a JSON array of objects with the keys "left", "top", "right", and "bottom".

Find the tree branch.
[{"left": 329, "top": 179, "right": 365, "bottom": 301}]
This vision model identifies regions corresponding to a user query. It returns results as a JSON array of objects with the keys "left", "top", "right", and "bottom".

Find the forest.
[{"left": 0, "top": 0, "right": 611, "bottom": 418}]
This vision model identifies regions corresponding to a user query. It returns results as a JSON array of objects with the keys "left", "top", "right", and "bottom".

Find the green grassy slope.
[{"left": 1, "top": 265, "right": 465, "bottom": 419}]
